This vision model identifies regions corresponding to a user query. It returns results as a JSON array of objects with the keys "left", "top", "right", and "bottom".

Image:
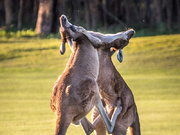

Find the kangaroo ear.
[
  {"left": 60, "top": 41, "right": 66, "bottom": 55},
  {"left": 117, "top": 49, "right": 123, "bottom": 63},
  {"left": 67, "top": 37, "right": 74, "bottom": 53}
]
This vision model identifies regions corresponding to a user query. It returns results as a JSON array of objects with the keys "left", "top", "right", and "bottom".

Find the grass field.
[{"left": 0, "top": 33, "right": 180, "bottom": 135}]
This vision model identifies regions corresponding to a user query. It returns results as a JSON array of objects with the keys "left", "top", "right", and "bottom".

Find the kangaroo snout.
[
  {"left": 60, "top": 15, "right": 72, "bottom": 28},
  {"left": 125, "top": 29, "right": 135, "bottom": 39}
]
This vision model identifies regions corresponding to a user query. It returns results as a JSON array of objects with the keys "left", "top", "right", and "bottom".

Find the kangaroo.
[{"left": 80, "top": 30, "right": 141, "bottom": 135}]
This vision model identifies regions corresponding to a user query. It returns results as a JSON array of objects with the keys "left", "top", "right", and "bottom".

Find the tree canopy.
[{"left": 1, "top": 0, "right": 180, "bottom": 35}]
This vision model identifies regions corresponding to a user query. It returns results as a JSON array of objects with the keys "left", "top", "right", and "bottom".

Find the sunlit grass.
[
  {"left": 0, "top": 34, "right": 180, "bottom": 135},
  {"left": 113, "top": 34, "right": 180, "bottom": 75}
]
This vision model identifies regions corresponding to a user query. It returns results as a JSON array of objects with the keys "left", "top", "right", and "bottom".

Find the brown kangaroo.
[
  {"left": 81, "top": 30, "right": 141, "bottom": 135},
  {"left": 50, "top": 15, "right": 129, "bottom": 135}
]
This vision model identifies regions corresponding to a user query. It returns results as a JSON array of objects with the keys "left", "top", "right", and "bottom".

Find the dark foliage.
[{"left": 1, "top": 0, "right": 180, "bottom": 36}]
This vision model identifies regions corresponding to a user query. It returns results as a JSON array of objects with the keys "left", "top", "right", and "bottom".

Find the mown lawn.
[{"left": 0, "top": 34, "right": 180, "bottom": 135}]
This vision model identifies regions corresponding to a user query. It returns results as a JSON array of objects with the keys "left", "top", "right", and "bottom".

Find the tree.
[
  {"left": 102, "top": 0, "right": 108, "bottom": 28},
  {"left": 0, "top": 0, "right": 179, "bottom": 33},
  {"left": 89, "top": 0, "right": 99, "bottom": 29},
  {"left": 4, "top": 0, "right": 12, "bottom": 27},
  {"left": 123, "top": 0, "right": 130, "bottom": 23},
  {"left": 164, "top": 0, "right": 172, "bottom": 30},
  {"left": 84, "top": 0, "right": 91, "bottom": 29},
  {"left": 145, "top": 0, "right": 151, "bottom": 25},
  {"left": 154, "top": 0, "right": 162, "bottom": 25},
  {"left": 175, "top": 0, "right": 180, "bottom": 30},
  {"left": 18, "top": 0, "right": 23, "bottom": 30},
  {"left": 35, "top": 0, "right": 54, "bottom": 34},
  {"left": 33, "top": 0, "right": 39, "bottom": 18}
]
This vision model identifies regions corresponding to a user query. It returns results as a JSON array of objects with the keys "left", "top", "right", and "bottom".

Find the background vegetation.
[
  {"left": 1, "top": 0, "right": 180, "bottom": 36},
  {"left": 0, "top": 31, "right": 180, "bottom": 134}
]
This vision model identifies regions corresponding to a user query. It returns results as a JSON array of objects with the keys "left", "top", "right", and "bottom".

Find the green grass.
[{"left": 0, "top": 34, "right": 180, "bottom": 135}]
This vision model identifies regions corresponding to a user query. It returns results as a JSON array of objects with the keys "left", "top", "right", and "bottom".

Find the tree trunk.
[
  {"left": 70, "top": 0, "right": 80, "bottom": 24},
  {"left": 150, "top": 1, "right": 155, "bottom": 26},
  {"left": 165, "top": 0, "right": 172, "bottom": 30},
  {"left": 98, "top": 0, "right": 104, "bottom": 26},
  {"left": 145, "top": 0, "right": 151, "bottom": 24},
  {"left": 84, "top": 0, "right": 91, "bottom": 30},
  {"left": 123, "top": 0, "right": 130, "bottom": 23},
  {"left": 103, "top": 0, "right": 108, "bottom": 28},
  {"left": 4, "top": 0, "right": 12, "bottom": 27},
  {"left": 18, "top": 0, "right": 23, "bottom": 30},
  {"left": 114, "top": 0, "right": 120, "bottom": 18},
  {"left": 58, "top": 0, "right": 65, "bottom": 14},
  {"left": 35, "top": 0, "right": 54, "bottom": 34},
  {"left": 33, "top": 0, "right": 38, "bottom": 18},
  {"left": 100, "top": 0, "right": 125, "bottom": 27},
  {"left": 175, "top": 0, "right": 180, "bottom": 30},
  {"left": 154, "top": 0, "right": 162, "bottom": 25},
  {"left": 89, "top": 0, "right": 99, "bottom": 29}
]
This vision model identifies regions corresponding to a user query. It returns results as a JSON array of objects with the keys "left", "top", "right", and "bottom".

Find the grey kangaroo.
[{"left": 80, "top": 30, "right": 141, "bottom": 135}]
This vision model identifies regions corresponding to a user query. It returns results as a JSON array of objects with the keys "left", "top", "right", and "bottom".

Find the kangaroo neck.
[
  {"left": 98, "top": 49, "right": 115, "bottom": 72},
  {"left": 64, "top": 40, "right": 99, "bottom": 79}
]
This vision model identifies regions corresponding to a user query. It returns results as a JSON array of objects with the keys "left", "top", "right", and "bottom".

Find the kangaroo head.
[
  {"left": 88, "top": 29, "right": 135, "bottom": 62},
  {"left": 59, "top": 15, "right": 91, "bottom": 55},
  {"left": 59, "top": 15, "right": 74, "bottom": 54},
  {"left": 110, "top": 29, "right": 135, "bottom": 63}
]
